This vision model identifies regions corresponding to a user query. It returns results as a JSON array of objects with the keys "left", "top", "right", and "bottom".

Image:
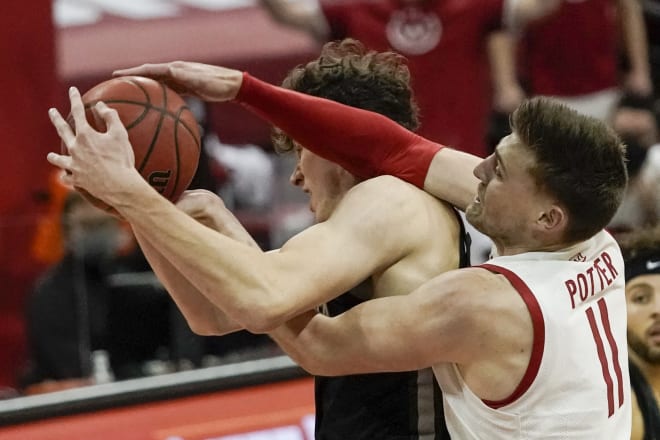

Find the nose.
[
  {"left": 289, "top": 163, "right": 303, "bottom": 187},
  {"left": 653, "top": 291, "right": 660, "bottom": 316},
  {"left": 473, "top": 155, "right": 492, "bottom": 182}
]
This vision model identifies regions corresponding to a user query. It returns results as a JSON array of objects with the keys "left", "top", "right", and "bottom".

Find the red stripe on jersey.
[
  {"left": 597, "top": 298, "right": 624, "bottom": 410},
  {"left": 586, "top": 306, "right": 615, "bottom": 417},
  {"left": 479, "top": 264, "right": 545, "bottom": 408}
]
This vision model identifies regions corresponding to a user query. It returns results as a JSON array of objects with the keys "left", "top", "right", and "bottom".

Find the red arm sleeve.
[{"left": 235, "top": 72, "right": 443, "bottom": 188}]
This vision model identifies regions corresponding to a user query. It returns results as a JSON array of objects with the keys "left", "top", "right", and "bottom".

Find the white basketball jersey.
[{"left": 434, "top": 230, "right": 631, "bottom": 439}]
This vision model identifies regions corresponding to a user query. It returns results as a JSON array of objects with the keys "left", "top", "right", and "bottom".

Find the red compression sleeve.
[{"left": 236, "top": 72, "right": 443, "bottom": 188}]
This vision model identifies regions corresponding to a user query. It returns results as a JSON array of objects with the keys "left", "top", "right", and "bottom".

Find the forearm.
[
  {"left": 488, "top": 31, "right": 525, "bottom": 114},
  {"left": 488, "top": 31, "right": 518, "bottom": 91},
  {"left": 271, "top": 294, "right": 438, "bottom": 376},
  {"left": 425, "top": 149, "right": 480, "bottom": 211},
  {"left": 619, "top": 0, "right": 651, "bottom": 80},
  {"left": 270, "top": 311, "right": 361, "bottom": 376},
  {"left": 132, "top": 228, "right": 242, "bottom": 336},
  {"left": 236, "top": 73, "right": 478, "bottom": 204},
  {"left": 110, "top": 180, "right": 284, "bottom": 333}
]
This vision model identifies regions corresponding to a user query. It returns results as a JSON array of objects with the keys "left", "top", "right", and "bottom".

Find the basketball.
[{"left": 64, "top": 76, "right": 201, "bottom": 211}]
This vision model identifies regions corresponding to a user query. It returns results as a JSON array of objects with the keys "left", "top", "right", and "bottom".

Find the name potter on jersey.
[{"left": 565, "top": 251, "right": 620, "bottom": 309}]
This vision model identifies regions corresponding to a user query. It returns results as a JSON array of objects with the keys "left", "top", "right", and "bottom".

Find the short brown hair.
[
  {"left": 272, "top": 38, "right": 419, "bottom": 153},
  {"left": 511, "top": 97, "right": 628, "bottom": 243}
]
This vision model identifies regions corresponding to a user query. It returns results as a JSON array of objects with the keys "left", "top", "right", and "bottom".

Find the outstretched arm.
[
  {"left": 113, "top": 62, "right": 479, "bottom": 210},
  {"left": 271, "top": 268, "right": 529, "bottom": 377},
  {"left": 47, "top": 92, "right": 431, "bottom": 333}
]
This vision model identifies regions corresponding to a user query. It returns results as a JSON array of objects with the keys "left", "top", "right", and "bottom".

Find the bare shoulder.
[
  {"left": 447, "top": 267, "right": 529, "bottom": 311},
  {"left": 340, "top": 175, "right": 457, "bottom": 227},
  {"left": 424, "top": 267, "right": 518, "bottom": 304},
  {"left": 421, "top": 267, "right": 532, "bottom": 338}
]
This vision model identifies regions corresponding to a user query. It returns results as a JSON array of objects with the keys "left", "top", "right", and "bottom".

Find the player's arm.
[
  {"left": 132, "top": 229, "right": 242, "bottom": 336},
  {"left": 508, "top": 0, "right": 560, "bottom": 30},
  {"left": 131, "top": 189, "right": 262, "bottom": 336},
  {"left": 488, "top": 30, "right": 525, "bottom": 114},
  {"left": 175, "top": 189, "right": 262, "bottom": 249},
  {"left": 271, "top": 268, "right": 527, "bottom": 375},
  {"left": 259, "top": 0, "right": 330, "bottom": 41},
  {"left": 47, "top": 97, "right": 430, "bottom": 335},
  {"left": 129, "top": 177, "right": 432, "bottom": 333},
  {"left": 112, "top": 62, "right": 480, "bottom": 211},
  {"left": 617, "top": 0, "right": 653, "bottom": 96}
]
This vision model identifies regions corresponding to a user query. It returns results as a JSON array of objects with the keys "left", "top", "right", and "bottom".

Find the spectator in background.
[
  {"left": 608, "top": 93, "right": 660, "bottom": 234},
  {"left": 260, "top": 0, "right": 558, "bottom": 157},
  {"left": 617, "top": 226, "right": 660, "bottom": 440},
  {"left": 21, "top": 191, "right": 128, "bottom": 393},
  {"left": 512, "top": 0, "right": 653, "bottom": 121}
]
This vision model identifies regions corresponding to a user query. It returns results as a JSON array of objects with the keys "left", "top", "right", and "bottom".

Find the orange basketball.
[{"left": 64, "top": 76, "right": 201, "bottom": 211}]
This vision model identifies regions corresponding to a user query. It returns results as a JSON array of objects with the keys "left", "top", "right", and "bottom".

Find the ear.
[{"left": 536, "top": 204, "right": 566, "bottom": 232}]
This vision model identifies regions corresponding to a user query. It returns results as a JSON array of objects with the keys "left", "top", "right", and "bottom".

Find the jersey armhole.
[{"left": 478, "top": 263, "right": 546, "bottom": 408}]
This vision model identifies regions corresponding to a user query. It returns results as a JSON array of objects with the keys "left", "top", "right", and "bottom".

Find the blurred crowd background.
[{"left": 1, "top": 0, "right": 659, "bottom": 400}]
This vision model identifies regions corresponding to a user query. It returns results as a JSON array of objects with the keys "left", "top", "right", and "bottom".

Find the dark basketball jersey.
[
  {"left": 630, "top": 360, "right": 660, "bottom": 440},
  {"left": 314, "top": 211, "right": 470, "bottom": 439}
]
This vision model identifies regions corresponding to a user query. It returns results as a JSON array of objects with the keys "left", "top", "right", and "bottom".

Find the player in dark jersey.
[
  {"left": 48, "top": 40, "right": 469, "bottom": 439},
  {"left": 270, "top": 38, "right": 470, "bottom": 439},
  {"left": 617, "top": 227, "right": 660, "bottom": 440}
]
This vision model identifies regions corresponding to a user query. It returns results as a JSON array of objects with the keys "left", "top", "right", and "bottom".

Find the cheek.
[{"left": 627, "top": 306, "right": 648, "bottom": 332}]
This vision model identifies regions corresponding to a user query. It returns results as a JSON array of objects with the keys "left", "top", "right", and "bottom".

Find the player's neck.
[{"left": 495, "top": 241, "right": 576, "bottom": 257}]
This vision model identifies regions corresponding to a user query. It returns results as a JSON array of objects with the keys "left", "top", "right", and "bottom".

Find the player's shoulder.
[
  {"left": 353, "top": 175, "right": 446, "bottom": 204},
  {"left": 442, "top": 266, "right": 511, "bottom": 288},
  {"left": 434, "top": 267, "right": 520, "bottom": 305},
  {"left": 350, "top": 175, "right": 453, "bottom": 219}
]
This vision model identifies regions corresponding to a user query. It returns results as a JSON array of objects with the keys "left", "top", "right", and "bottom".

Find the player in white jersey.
[
  {"left": 244, "top": 95, "right": 629, "bottom": 438},
  {"left": 242, "top": 96, "right": 629, "bottom": 438},
  {"left": 435, "top": 229, "right": 629, "bottom": 438}
]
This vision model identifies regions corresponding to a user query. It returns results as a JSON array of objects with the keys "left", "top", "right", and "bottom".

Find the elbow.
[
  {"left": 235, "top": 299, "right": 293, "bottom": 334},
  {"left": 187, "top": 315, "right": 239, "bottom": 337},
  {"left": 188, "top": 319, "right": 223, "bottom": 336},
  {"left": 287, "top": 350, "right": 341, "bottom": 377}
]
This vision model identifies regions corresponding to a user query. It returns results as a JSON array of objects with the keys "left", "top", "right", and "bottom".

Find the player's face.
[
  {"left": 626, "top": 274, "right": 660, "bottom": 365},
  {"left": 289, "top": 145, "right": 357, "bottom": 222},
  {"left": 465, "top": 133, "right": 551, "bottom": 254}
]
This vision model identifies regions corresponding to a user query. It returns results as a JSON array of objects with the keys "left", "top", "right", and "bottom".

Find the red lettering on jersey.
[
  {"left": 601, "top": 251, "right": 619, "bottom": 278},
  {"left": 565, "top": 252, "right": 619, "bottom": 309}
]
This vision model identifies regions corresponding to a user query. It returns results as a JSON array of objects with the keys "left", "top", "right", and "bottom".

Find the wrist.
[
  {"left": 234, "top": 72, "right": 254, "bottom": 103},
  {"left": 106, "top": 170, "right": 153, "bottom": 210}
]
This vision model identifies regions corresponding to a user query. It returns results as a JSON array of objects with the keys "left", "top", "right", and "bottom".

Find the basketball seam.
[
  {"left": 173, "top": 109, "right": 202, "bottom": 151},
  {"left": 172, "top": 108, "right": 185, "bottom": 201},
  {"left": 137, "top": 83, "right": 168, "bottom": 193},
  {"left": 87, "top": 99, "right": 190, "bottom": 123}
]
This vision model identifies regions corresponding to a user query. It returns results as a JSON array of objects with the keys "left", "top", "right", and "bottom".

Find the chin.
[{"left": 465, "top": 204, "right": 481, "bottom": 227}]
